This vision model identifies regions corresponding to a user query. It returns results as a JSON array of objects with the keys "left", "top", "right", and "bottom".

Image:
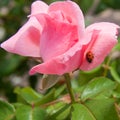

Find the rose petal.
[
  {"left": 31, "top": 1, "right": 48, "bottom": 14},
  {"left": 48, "top": 1, "right": 85, "bottom": 38},
  {"left": 1, "top": 1, "right": 49, "bottom": 57},
  {"left": 49, "top": 10, "right": 65, "bottom": 22},
  {"left": 86, "top": 22, "right": 119, "bottom": 36},
  {"left": 34, "top": 14, "right": 78, "bottom": 61},
  {"left": 1, "top": 17, "right": 41, "bottom": 57},
  {"left": 29, "top": 42, "right": 82, "bottom": 75},
  {"left": 80, "top": 22, "right": 119, "bottom": 71}
]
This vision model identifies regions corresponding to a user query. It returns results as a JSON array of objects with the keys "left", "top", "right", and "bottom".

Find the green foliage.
[
  {"left": 14, "top": 87, "right": 43, "bottom": 104},
  {"left": 81, "top": 77, "right": 116, "bottom": 101},
  {"left": 110, "top": 62, "right": 120, "bottom": 83},
  {"left": 85, "top": 99, "right": 119, "bottom": 120},
  {"left": 72, "top": 104, "right": 95, "bottom": 120},
  {"left": 0, "top": 100, "right": 15, "bottom": 120},
  {"left": 0, "top": 74, "right": 120, "bottom": 120},
  {"left": 16, "top": 105, "right": 46, "bottom": 120}
]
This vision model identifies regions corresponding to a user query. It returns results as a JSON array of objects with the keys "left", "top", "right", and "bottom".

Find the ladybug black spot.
[{"left": 86, "top": 51, "right": 94, "bottom": 63}]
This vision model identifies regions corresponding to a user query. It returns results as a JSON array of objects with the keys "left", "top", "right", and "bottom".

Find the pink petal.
[
  {"left": 31, "top": 1, "right": 48, "bottom": 14},
  {"left": 1, "top": 1, "right": 49, "bottom": 57},
  {"left": 1, "top": 17, "right": 41, "bottom": 57},
  {"left": 86, "top": 22, "right": 119, "bottom": 37},
  {"left": 34, "top": 14, "right": 78, "bottom": 61},
  {"left": 80, "top": 22, "right": 119, "bottom": 71},
  {"left": 29, "top": 42, "right": 83, "bottom": 75},
  {"left": 48, "top": 1, "right": 85, "bottom": 38}
]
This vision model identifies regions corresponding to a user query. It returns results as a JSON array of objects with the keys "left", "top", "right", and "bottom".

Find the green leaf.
[
  {"left": 13, "top": 103, "right": 25, "bottom": 109},
  {"left": 85, "top": 99, "right": 119, "bottom": 120},
  {"left": 0, "top": 100, "right": 15, "bottom": 120},
  {"left": 16, "top": 105, "right": 46, "bottom": 120},
  {"left": 54, "top": 85, "right": 66, "bottom": 98},
  {"left": 47, "top": 102, "right": 67, "bottom": 115},
  {"left": 47, "top": 103, "right": 70, "bottom": 120},
  {"left": 112, "top": 84, "right": 120, "bottom": 99},
  {"left": 54, "top": 105, "right": 71, "bottom": 120},
  {"left": 72, "top": 103, "right": 96, "bottom": 120},
  {"left": 14, "top": 87, "right": 43, "bottom": 105},
  {"left": 110, "top": 61, "right": 120, "bottom": 83},
  {"left": 81, "top": 77, "right": 115, "bottom": 101},
  {"left": 110, "top": 66, "right": 120, "bottom": 83},
  {"left": 34, "top": 89, "right": 55, "bottom": 106}
]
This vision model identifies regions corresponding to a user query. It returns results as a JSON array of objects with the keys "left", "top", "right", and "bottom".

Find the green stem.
[
  {"left": 103, "top": 56, "right": 111, "bottom": 76},
  {"left": 64, "top": 73, "right": 76, "bottom": 103}
]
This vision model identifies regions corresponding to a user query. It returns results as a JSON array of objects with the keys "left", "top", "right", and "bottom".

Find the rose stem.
[
  {"left": 103, "top": 56, "right": 111, "bottom": 76},
  {"left": 64, "top": 73, "right": 76, "bottom": 103}
]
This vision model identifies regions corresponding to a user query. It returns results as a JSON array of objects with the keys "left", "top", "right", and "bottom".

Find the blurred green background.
[{"left": 0, "top": 0, "right": 120, "bottom": 102}]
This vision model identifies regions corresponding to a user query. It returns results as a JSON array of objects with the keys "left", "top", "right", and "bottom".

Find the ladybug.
[{"left": 86, "top": 51, "right": 94, "bottom": 63}]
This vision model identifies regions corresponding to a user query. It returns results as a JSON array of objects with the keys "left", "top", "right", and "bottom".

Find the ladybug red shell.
[{"left": 86, "top": 51, "right": 94, "bottom": 63}]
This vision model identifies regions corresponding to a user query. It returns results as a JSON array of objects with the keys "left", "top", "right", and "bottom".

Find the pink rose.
[
  {"left": 80, "top": 22, "right": 119, "bottom": 71},
  {"left": 1, "top": 1, "right": 119, "bottom": 75}
]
